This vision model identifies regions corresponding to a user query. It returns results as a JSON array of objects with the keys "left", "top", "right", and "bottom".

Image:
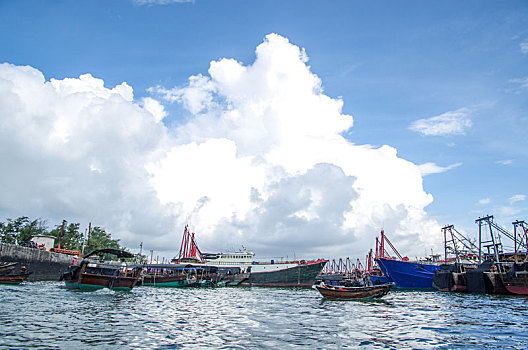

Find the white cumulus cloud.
[
  {"left": 509, "top": 194, "right": 526, "bottom": 204},
  {"left": 0, "top": 34, "right": 443, "bottom": 259},
  {"left": 478, "top": 198, "right": 491, "bottom": 205},
  {"left": 417, "top": 162, "right": 462, "bottom": 176},
  {"left": 521, "top": 40, "right": 528, "bottom": 54},
  {"left": 410, "top": 108, "right": 472, "bottom": 136},
  {"left": 148, "top": 33, "right": 441, "bottom": 257},
  {"left": 510, "top": 76, "right": 528, "bottom": 89},
  {"left": 0, "top": 62, "right": 175, "bottom": 249},
  {"left": 496, "top": 159, "right": 513, "bottom": 166}
]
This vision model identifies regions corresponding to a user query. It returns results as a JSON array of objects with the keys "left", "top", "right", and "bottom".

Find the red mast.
[
  {"left": 366, "top": 248, "right": 373, "bottom": 272},
  {"left": 177, "top": 225, "right": 204, "bottom": 262},
  {"left": 57, "top": 220, "right": 66, "bottom": 249},
  {"left": 378, "top": 229, "right": 403, "bottom": 260},
  {"left": 380, "top": 230, "right": 385, "bottom": 258}
]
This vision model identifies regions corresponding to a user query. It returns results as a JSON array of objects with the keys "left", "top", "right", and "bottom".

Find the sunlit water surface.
[{"left": 1, "top": 282, "right": 527, "bottom": 349}]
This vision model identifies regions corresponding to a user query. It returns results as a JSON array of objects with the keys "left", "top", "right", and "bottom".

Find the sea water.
[{"left": 0, "top": 282, "right": 527, "bottom": 349}]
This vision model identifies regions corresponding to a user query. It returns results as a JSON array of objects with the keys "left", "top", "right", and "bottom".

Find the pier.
[{"left": 0, "top": 243, "right": 72, "bottom": 281}]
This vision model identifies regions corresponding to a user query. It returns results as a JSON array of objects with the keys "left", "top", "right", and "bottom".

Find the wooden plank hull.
[
  {"left": 62, "top": 260, "right": 140, "bottom": 292},
  {"left": 0, "top": 262, "right": 17, "bottom": 275},
  {"left": 0, "top": 272, "right": 31, "bottom": 285},
  {"left": 141, "top": 275, "right": 191, "bottom": 288},
  {"left": 65, "top": 273, "right": 138, "bottom": 291},
  {"left": 315, "top": 283, "right": 394, "bottom": 300}
]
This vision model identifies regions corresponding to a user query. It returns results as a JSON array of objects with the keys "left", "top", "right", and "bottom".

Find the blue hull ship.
[{"left": 376, "top": 257, "right": 440, "bottom": 289}]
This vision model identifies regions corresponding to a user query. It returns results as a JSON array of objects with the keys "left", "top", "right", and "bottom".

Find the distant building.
[{"left": 31, "top": 235, "right": 56, "bottom": 251}]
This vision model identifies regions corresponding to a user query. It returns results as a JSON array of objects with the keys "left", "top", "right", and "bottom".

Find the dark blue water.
[{"left": 1, "top": 282, "right": 527, "bottom": 349}]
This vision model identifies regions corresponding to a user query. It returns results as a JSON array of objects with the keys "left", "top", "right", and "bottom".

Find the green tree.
[
  {"left": 0, "top": 217, "right": 131, "bottom": 256},
  {"left": 84, "top": 226, "right": 121, "bottom": 255},
  {"left": 0, "top": 220, "right": 16, "bottom": 244},
  {"left": 0, "top": 216, "right": 47, "bottom": 244},
  {"left": 49, "top": 221, "right": 83, "bottom": 250},
  {"left": 18, "top": 218, "right": 48, "bottom": 242}
]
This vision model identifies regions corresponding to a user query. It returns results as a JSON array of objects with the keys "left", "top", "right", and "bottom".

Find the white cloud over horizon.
[
  {"left": 521, "top": 40, "right": 528, "bottom": 54},
  {"left": 418, "top": 162, "right": 462, "bottom": 176},
  {"left": 478, "top": 198, "right": 491, "bottom": 205},
  {"left": 410, "top": 108, "right": 473, "bottom": 136},
  {"left": 0, "top": 34, "right": 443, "bottom": 259},
  {"left": 496, "top": 159, "right": 514, "bottom": 166},
  {"left": 509, "top": 194, "right": 526, "bottom": 204},
  {"left": 510, "top": 76, "right": 528, "bottom": 90}
]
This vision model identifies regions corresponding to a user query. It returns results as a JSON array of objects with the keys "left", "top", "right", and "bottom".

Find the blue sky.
[{"left": 0, "top": 0, "right": 527, "bottom": 259}]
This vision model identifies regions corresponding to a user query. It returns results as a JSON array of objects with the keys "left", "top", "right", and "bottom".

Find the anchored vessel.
[
  {"left": 501, "top": 261, "right": 528, "bottom": 294},
  {"left": 60, "top": 249, "right": 142, "bottom": 291},
  {"left": 433, "top": 216, "right": 528, "bottom": 295},
  {"left": 0, "top": 262, "right": 31, "bottom": 285},
  {"left": 376, "top": 257, "right": 440, "bottom": 289},
  {"left": 318, "top": 249, "right": 392, "bottom": 287},
  {"left": 314, "top": 281, "right": 394, "bottom": 300},
  {"left": 138, "top": 264, "right": 220, "bottom": 288},
  {"left": 175, "top": 226, "right": 327, "bottom": 287},
  {"left": 202, "top": 251, "right": 327, "bottom": 287},
  {"left": 0, "top": 273, "right": 32, "bottom": 285},
  {"left": 374, "top": 230, "right": 440, "bottom": 289},
  {"left": 0, "top": 262, "right": 17, "bottom": 275}
]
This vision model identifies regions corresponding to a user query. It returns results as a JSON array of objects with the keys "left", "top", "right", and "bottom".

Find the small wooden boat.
[
  {"left": 139, "top": 265, "right": 200, "bottom": 287},
  {"left": 314, "top": 282, "right": 394, "bottom": 300},
  {"left": 0, "top": 272, "right": 32, "bottom": 285},
  {"left": 139, "top": 264, "right": 224, "bottom": 287},
  {"left": 60, "top": 249, "right": 142, "bottom": 291},
  {"left": 0, "top": 262, "right": 18, "bottom": 275}
]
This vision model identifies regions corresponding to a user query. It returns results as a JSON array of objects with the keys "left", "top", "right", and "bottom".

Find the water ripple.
[{"left": 0, "top": 283, "right": 527, "bottom": 349}]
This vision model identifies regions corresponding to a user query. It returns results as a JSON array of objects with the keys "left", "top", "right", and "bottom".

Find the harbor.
[
  {"left": 2, "top": 215, "right": 528, "bottom": 298},
  {"left": 1, "top": 216, "right": 527, "bottom": 349},
  {"left": 319, "top": 215, "right": 528, "bottom": 298}
]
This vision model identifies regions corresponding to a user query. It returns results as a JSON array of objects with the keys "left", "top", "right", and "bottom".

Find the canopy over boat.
[{"left": 82, "top": 249, "right": 135, "bottom": 259}]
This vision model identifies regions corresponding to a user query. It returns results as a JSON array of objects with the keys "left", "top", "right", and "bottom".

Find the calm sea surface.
[{"left": 1, "top": 282, "right": 527, "bottom": 349}]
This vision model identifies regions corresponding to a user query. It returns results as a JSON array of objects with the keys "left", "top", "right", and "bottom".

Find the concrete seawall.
[{"left": 0, "top": 243, "right": 73, "bottom": 281}]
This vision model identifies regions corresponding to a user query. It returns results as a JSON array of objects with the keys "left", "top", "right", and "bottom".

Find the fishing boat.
[
  {"left": 244, "top": 259, "right": 328, "bottom": 287},
  {"left": 432, "top": 225, "right": 481, "bottom": 293},
  {"left": 0, "top": 272, "right": 32, "bottom": 285},
  {"left": 314, "top": 281, "right": 394, "bottom": 300},
  {"left": 364, "top": 246, "right": 393, "bottom": 285},
  {"left": 440, "top": 216, "right": 528, "bottom": 295},
  {"left": 500, "top": 262, "right": 528, "bottom": 295},
  {"left": 138, "top": 264, "right": 220, "bottom": 287},
  {"left": 433, "top": 262, "right": 478, "bottom": 292},
  {"left": 0, "top": 262, "right": 18, "bottom": 275},
  {"left": 174, "top": 225, "right": 327, "bottom": 287},
  {"left": 0, "top": 263, "right": 32, "bottom": 285},
  {"left": 376, "top": 258, "right": 440, "bottom": 289},
  {"left": 60, "top": 249, "right": 142, "bottom": 291},
  {"left": 374, "top": 230, "right": 441, "bottom": 289},
  {"left": 498, "top": 219, "right": 528, "bottom": 295}
]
